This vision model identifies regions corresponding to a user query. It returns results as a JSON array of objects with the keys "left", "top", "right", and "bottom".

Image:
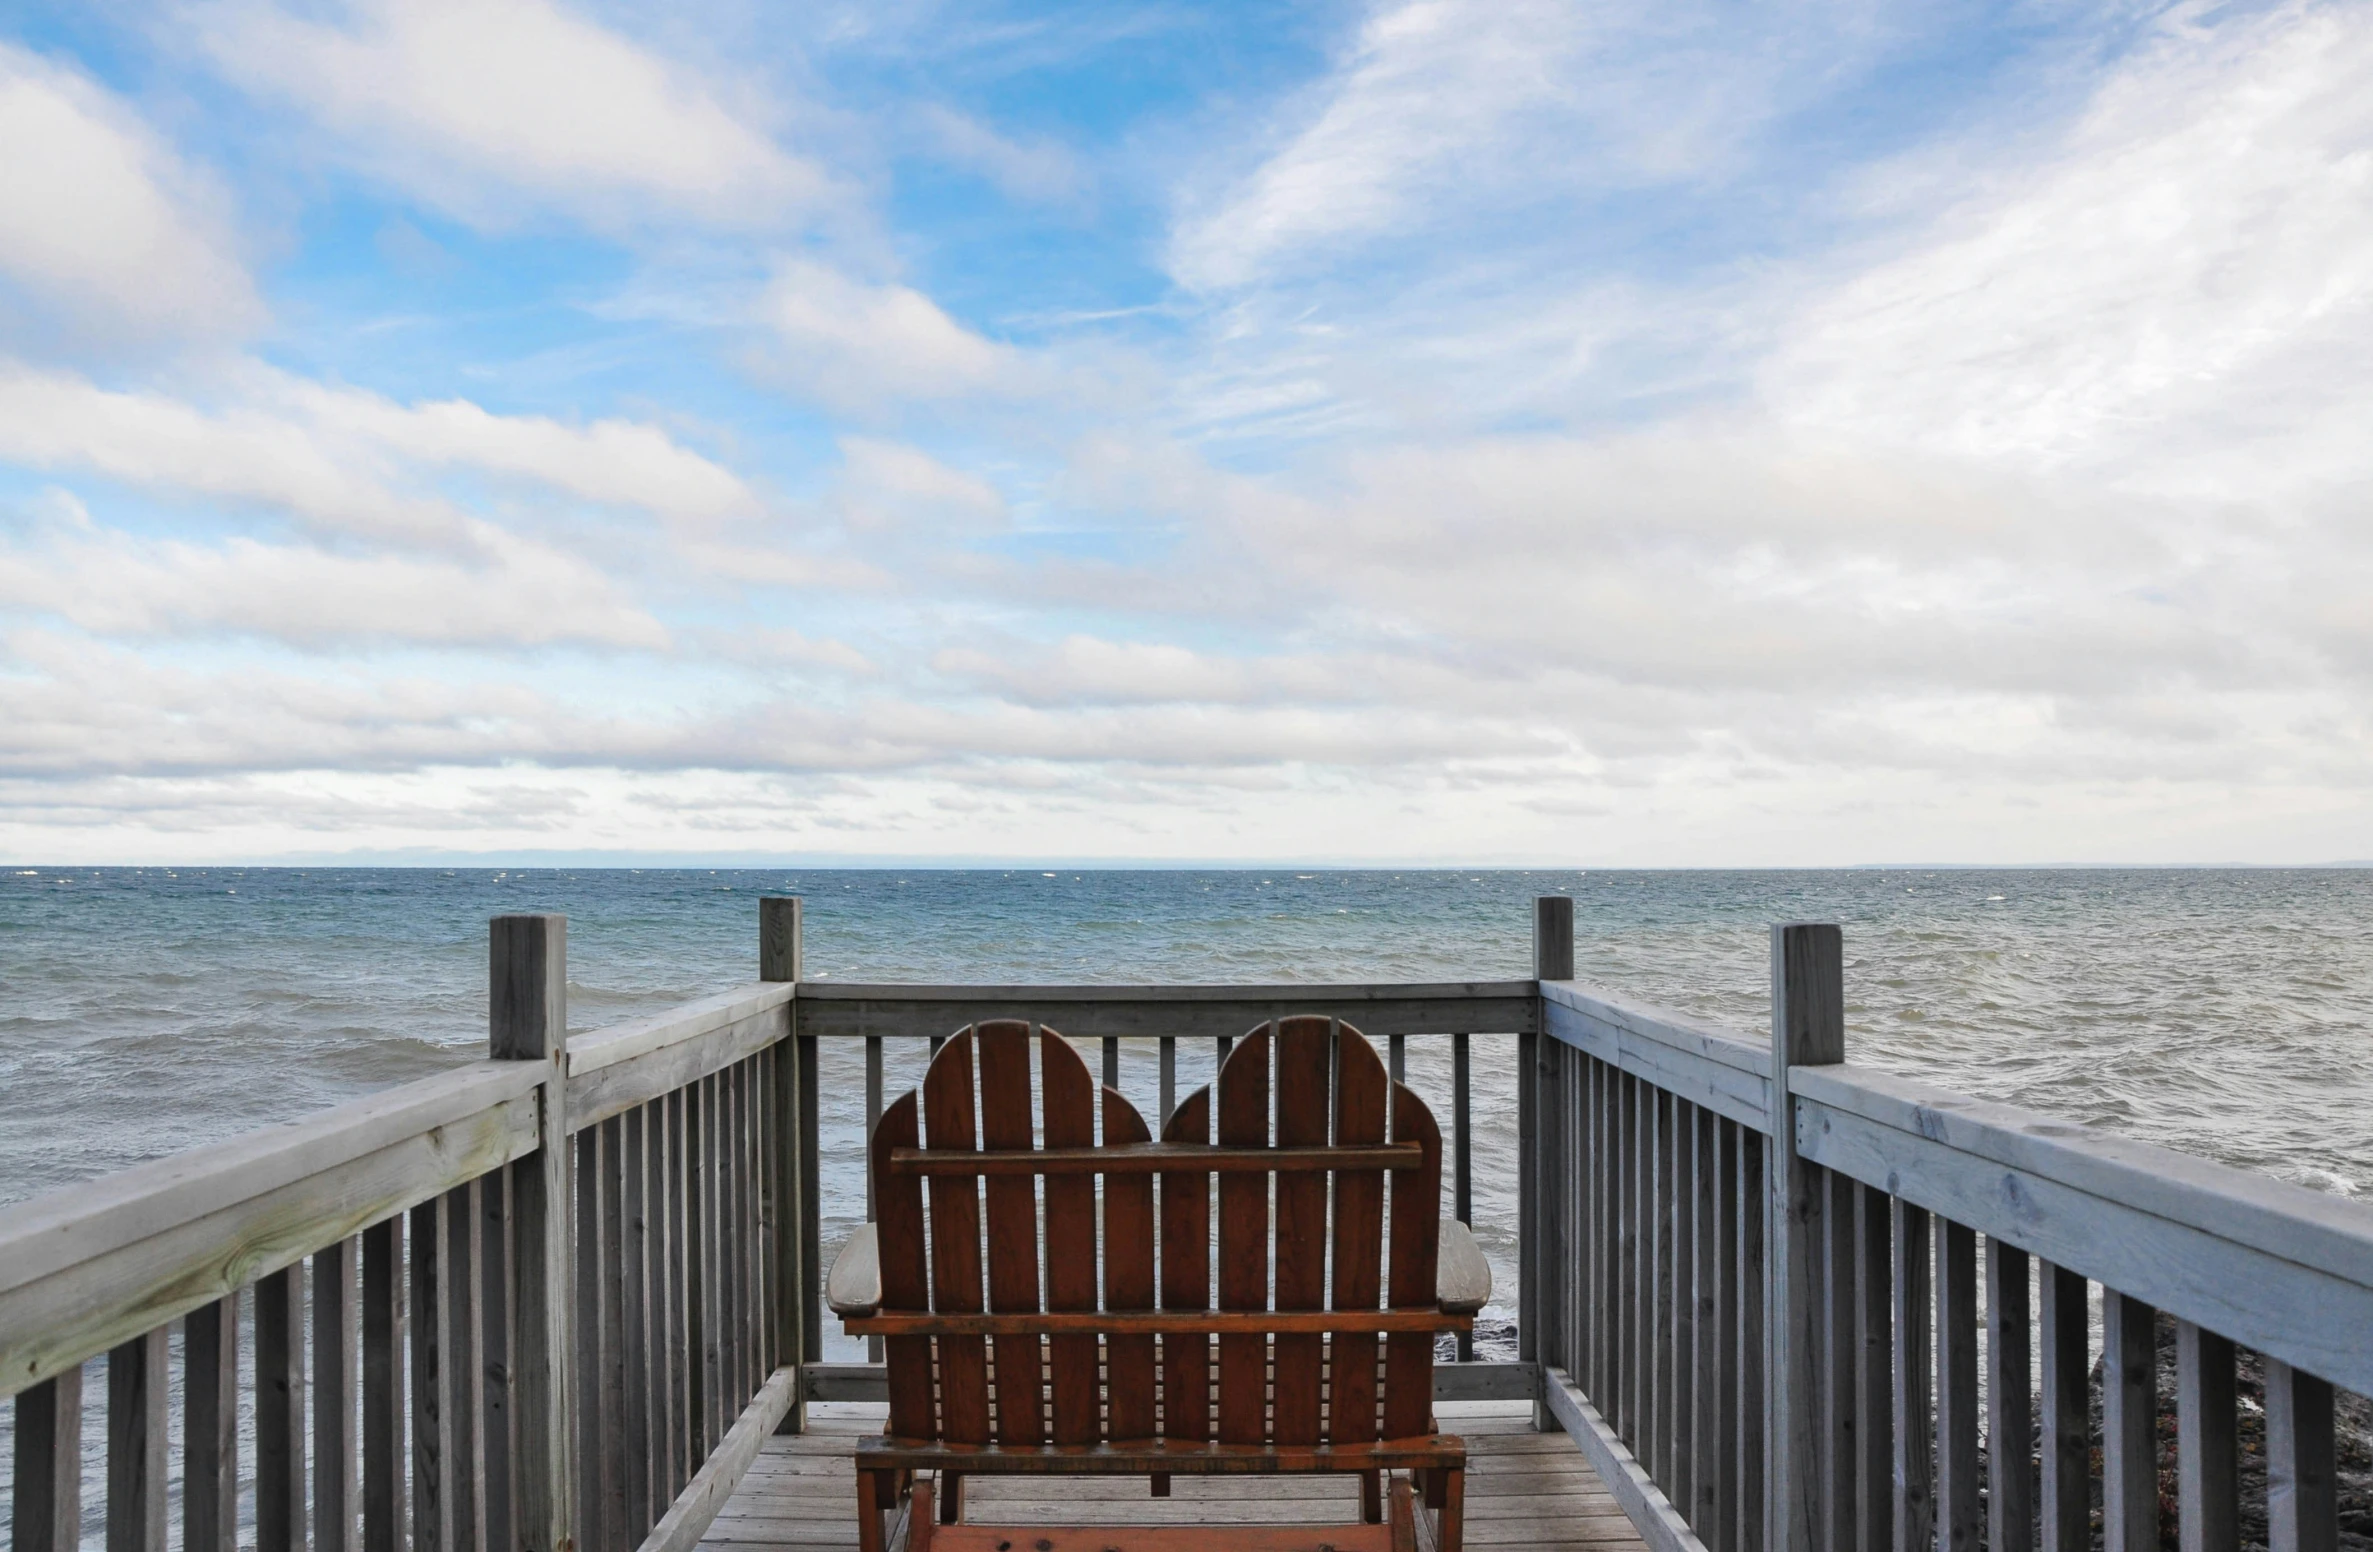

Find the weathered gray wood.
[
  {"left": 2175, "top": 1320, "right": 2236, "bottom": 1552},
  {"left": 2265, "top": 1359, "right": 2338, "bottom": 1552},
  {"left": 1737, "top": 1131, "right": 1765, "bottom": 1552},
  {"left": 1159, "top": 1035, "right": 1177, "bottom": 1127},
  {"left": 635, "top": 1366, "right": 800, "bottom": 1552},
  {"left": 1987, "top": 1239, "right": 2033, "bottom": 1552},
  {"left": 1768, "top": 922, "right": 1843, "bottom": 1552},
  {"left": 1854, "top": 1184, "right": 1891, "bottom": 1552},
  {"left": 1794, "top": 1084, "right": 2373, "bottom": 1398},
  {"left": 11, "top": 1364, "right": 81, "bottom": 1552},
  {"left": 1535, "top": 895, "right": 1575, "bottom": 981},
  {"left": 1596, "top": 1060, "right": 1617, "bottom": 1422},
  {"left": 760, "top": 898, "right": 808, "bottom": 1436},
  {"left": 445, "top": 1183, "right": 482, "bottom": 1552},
  {"left": 622, "top": 1107, "right": 654, "bottom": 1541},
  {"left": 478, "top": 1176, "right": 513, "bottom": 1552},
  {"left": 568, "top": 1006, "right": 790, "bottom": 1136},
  {"left": 257, "top": 1264, "right": 308, "bottom": 1552},
  {"left": 1937, "top": 1222, "right": 1981, "bottom": 1552},
  {"left": 1713, "top": 1118, "right": 1740, "bottom": 1552},
  {"left": 567, "top": 984, "right": 794, "bottom": 1079},
  {"left": 1821, "top": 1167, "right": 1855, "bottom": 1552},
  {"left": 188, "top": 1291, "right": 241, "bottom": 1552},
  {"left": 491, "top": 912, "right": 574, "bottom": 1552},
  {"left": 1652, "top": 1091, "right": 1676, "bottom": 1490},
  {"left": 0, "top": 1064, "right": 538, "bottom": 1394},
  {"left": 315, "top": 1238, "right": 361, "bottom": 1552},
  {"left": 412, "top": 1195, "right": 455, "bottom": 1552},
  {"left": 107, "top": 1327, "right": 169, "bottom": 1552},
  {"left": 2036, "top": 1262, "right": 2087, "bottom": 1552},
  {"left": 795, "top": 980, "right": 1540, "bottom": 1040},
  {"left": 683, "top": 1082, "right": 709, "bottom": 1468},
  {"left": 1455, "top": 1030, "right": 1475, "bottom": 1364},
  {"left": 574, "top": 1126, "right": 610, "bottom": 1552},
  {"left": 662, "top": 1090, "right": 691, "bottom": 1492},
  {"left": 765, "top": 1037, "right": 801, "bottom": 1435},
  {"left": 1621, "top": 1072, "right": 1640, "bottom": 1443},
  {"left": 1892, "top": 1200, "right": 1934, "bottom": 1552},
  {"left": 598, "top": 1118, "right": 631, "bottom": 1548},
  {"left": 1542, "top": 1367, "right": 1701, "bottom": 1552},
  {"left": 1669, "top": 1099, "right": 1696, "bottom": 1527},
  {"left": 1519, "top": 1021, "right": 1543, "bottom": 1432},
  {"left": 1542, "top": 989, "right": 1773, "bottom": 1134},
  {"left": 795, "top": 1033, "right": 820, "bottom": 1379},
  {"left": 2102, "top": 1290, "right": 2158, "bottom": 1552},
  {"left": 701, "top": 1074, "right": 726, "bottom": 1452},
  {"left": 361, "top": 1221, "right": 405, "bottom": 1552}
]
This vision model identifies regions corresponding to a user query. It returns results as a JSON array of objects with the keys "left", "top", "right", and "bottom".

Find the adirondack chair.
[{"left": 824, "top": 1015, "right": 1491, "bottom": 1552}]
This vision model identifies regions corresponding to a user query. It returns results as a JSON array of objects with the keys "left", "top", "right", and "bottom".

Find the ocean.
[{"left": 4, "top": 866, "right": 2370, "bottom": 1351}]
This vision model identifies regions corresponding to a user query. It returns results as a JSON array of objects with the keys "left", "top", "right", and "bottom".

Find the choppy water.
[{"left": 4, "top": 866, "right": 2370, "bottom": 1352}]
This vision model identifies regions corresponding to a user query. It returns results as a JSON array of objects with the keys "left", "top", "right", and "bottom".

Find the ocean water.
[{"left": 4, "top": 866, "right": 2371, "bottom": 1351}]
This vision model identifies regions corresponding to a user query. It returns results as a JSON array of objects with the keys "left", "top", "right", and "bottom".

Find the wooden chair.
[{"left": 825, "top": 1015, "right": 1491, "bottom": 1552}]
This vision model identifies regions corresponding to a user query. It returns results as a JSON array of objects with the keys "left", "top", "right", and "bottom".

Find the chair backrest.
[{"left": 870, "top": 1014, "right": 1443, "bottom": 1448}]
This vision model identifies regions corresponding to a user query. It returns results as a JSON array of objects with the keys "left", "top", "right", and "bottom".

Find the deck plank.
[{"left": 700, "top": 1403, "right": 1649, "bottom": 1551}]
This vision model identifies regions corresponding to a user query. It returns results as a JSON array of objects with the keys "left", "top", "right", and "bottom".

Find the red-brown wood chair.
[{"left": 825, "top": 1015, "right": 1490, "bottom": 1552}]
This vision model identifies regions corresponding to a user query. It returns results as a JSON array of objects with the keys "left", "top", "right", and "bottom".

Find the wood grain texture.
[
  {"left": 973, "top": 1023, "right": 1046, "bottom": 1448},
  {"left": 1381, "top": 1080, "right": 1443, "bottom": 1444},
  {"left": 256, "top": 1264, "right": 307, "bottom": 1552},
  {"left": 1987, "top": 1240, "right": 2035, "bottom": 1552},
  {"left": 1039, "top": 1033, "right": 1103, "bottom": 1446},
  {"left": 1270, "top": 1018, "right": 1332, "bottom": 1446},
  {"left": 1937, "top": 1221, "right": 1981, "bottom": 1552},
  {"left": 1159, "top": 1087, "right": 1214, "bottom": 1447},
  {"left": 2102, "top": 1290, "right": 2159, "bottom": 1552},
  {"left": 1331, "top": 1032, "right": 1389, "bottom": 1451},
  {"left": 871, "top": 1092, "right": 935, "bottom": 1443},
  {"left": 189, "top": 1293, "right": 239, "bottom": 1552},
  {"left": 1100, "top": 1078, "right": 1158, "bottom": 1445},
  {"left": 1890, "top": 1200, "right": 1933, "bottom": 1552},
  {"left": 1217, "top": 1030, "right": 1272, "bottom": 1448},
  {"left": 108, "top": 1327, "right": 170, "bottom": 1552},
  {"left": 11, "top": 1365, "right": 81, "bottom": 1552},
  {"left": 922, "top": 1032, "right": 991, "bottom": 1447},
  {"left": 2265, "top": 1359, "right": 2339, "bottom": 1552},
  {"left": 1768, "top": 922, "right": 1844, "bottom": 1552},
  {"left": 793, "top": 982, "right": 1539, "bottom": 1042},
  {"left": 2175, "top": 1320, "right": 2237, "bottom": 1552},
  {"left": 2037, "top": 1262, "right": 2088, "bottom": 1552}
]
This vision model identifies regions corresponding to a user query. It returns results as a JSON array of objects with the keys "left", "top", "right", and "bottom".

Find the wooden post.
[
  {"left": 11, "top": 1365, "right": 81, "bottom": 1552},
  {"left": 491, "top": 913, "right": 574, "bottom": 1552},
  {"left": 1768, "top": 923, "right": 1844, "bottom": 1552},
  {"left": 1527, "top": 895, "right": 1574, "bottom": 1430},
  {"left": 761, "top": 896, "right": 811, "bottom": 1435}
]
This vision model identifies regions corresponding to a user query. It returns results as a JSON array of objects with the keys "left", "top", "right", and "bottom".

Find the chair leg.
[
  {"left": 856, "top": 1470, "right": 885, "bottom": 1552},
  {"left": 1437, "top": 1467, "right": 1465, "bottom": 1552},
  {"left": 1361, "top": 1469, "right": 1384, "bottom": 1522},
  {"left": 1388, "top": 1475, "right": 1418, "bottom": 1552},
  {"left": 906, "top": 1479, "right": 936, "bottom": 1551},
  {"left": 937, "top": 1471, "right": 963, "bottom": 1523},
  {"left": 1422, "top": 1464, "right": 1447, "bottom": 1510},
  {"left": 1151, "top": 1471, "right": 1170, "bottom": 1498}
]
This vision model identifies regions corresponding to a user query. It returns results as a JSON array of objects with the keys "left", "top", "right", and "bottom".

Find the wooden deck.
[{"left": 700, "top": 1401, "right": 1649, "bottom": 1551}]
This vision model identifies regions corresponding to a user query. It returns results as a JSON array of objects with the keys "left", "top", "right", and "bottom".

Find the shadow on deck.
[{"left": 702, "top": 1402, "right": 1649, "bottom": 1551}]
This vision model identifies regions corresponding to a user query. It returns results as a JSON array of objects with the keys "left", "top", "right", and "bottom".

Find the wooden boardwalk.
[{"left": 702, "top": 1401, "right": 1649, "bottom": 1551}]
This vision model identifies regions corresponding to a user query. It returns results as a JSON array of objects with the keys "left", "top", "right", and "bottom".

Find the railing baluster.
[
  {"left": 1654, "top": 1088, "right": 1677, "bottom": 1486},
  {"left": 412, "top": 1193, "right": 454, "bottom": 1552},
  {"left": 2265, "top": 1358, "right": 2338, "bottom": 1552},
  {"left": 1694, "top": 1105, "right": 1720, "bottom": 1540},
  {"left": 2103, "top": 1289, "right": 2160, "bottom": 1552},
  {"left": 1672, "top": 1097, "right": 1698, "bottom": 1526},
  {"left": 1159, "top": 1035, "right": 1176, "bottom": 1126},
  {"left": 1855, "top": 1185, "right": 1892, "bottom": 1552},
  {"left": 621, "top": 1107, "right": 653, "bottom": 1541},
  {"left": 1714, "top": 1118, "right": 1740, "bottom": 1552},
  {"left": 1937, "top": 1221, "right": 1981, "bottom": 1552},
  {"left": 446, "top": 1181, "right": 482, "bottom": 1552},
  {"left": 257, "top": 1264, "right": 307, "bottom": 1552},
  {"left": 189, "top": 1291, "right": 242, "bottom": 1552},
  {"left": 1454, "top": 1030, "right": 1474, "bottom": 1363},
  {"left": 2037, "top": 1262, "right": 2087, "bottom": 1552},
  {"left": 478, "top": 1177, "right": 513, "bottom": 1552},
  {"left": 572, "top": 1126, "right": 606, "bottom": 1550},
  {"left": 1622, "top": 1070, "right": 1642, "bottom": 1442},
  {"left": 1892, "top": 1201, "right": 1934, "bottom": 1552},
  {"left": 1822, "top": 1168, "right": 1856, "bottom": 1550},
  {"left": 11, "top": 1363, "right": 82, "bottom": 1552},
  {"left": 361, "top": 1221, "right": 405, "bottom": 1552},
  {"left": 1986, "top": 1239, "right": 2033, "bottom": 1552},
  {"left": 2175, "top": 1320, "right": 2236, "bottom": 1552},
  {"left": 1737, "top": 1131, "right": 1765, "bottom": 1552},
  {"left": 108, "top": 1328, "right": 169, "bottom": 1552}
]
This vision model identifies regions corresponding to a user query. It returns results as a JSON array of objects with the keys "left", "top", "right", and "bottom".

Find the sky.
[{"left": 0, "top": 0, "right": 2368, "bottom": 866}]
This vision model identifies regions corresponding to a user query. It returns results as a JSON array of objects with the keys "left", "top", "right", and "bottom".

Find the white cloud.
[
  {"left": 760, "top": 260, "right": 1022, "bottom": 405},
  {"left": 1770, "top": 3, "right": 2373, "bottom": 477},
  {"left": 918, "top": 105, "right": 1083, "bottom": 204},
  {"left": 0, "top": 44, "right": 260, "bottom": 342},
  {"left": 0, "top": 492, "right": 666, "bottom": 648},
  {"left": 0, "top": 362, "right": 759, "bottom": 539},
  {"left": 194, "top": 0, "right": 829, "bottom": 228},
  {"left": 833, "top": 437, "right": 1006, "bottom": 532}
]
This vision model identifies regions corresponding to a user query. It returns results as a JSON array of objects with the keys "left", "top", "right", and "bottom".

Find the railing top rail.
[
  {"left": 569, "top": 980, "right": 793, "bottom": 1076},
  {"left": 793, "top": 978, "right": 1537, "bottom": 1002}
]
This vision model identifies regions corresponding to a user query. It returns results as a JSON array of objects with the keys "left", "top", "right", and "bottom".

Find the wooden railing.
[
  {"left": 1524, "top": 908, "right": 2373, "bottom": 1552},
  {"left": 6, "top": 895, "right": 2367, "bottom": 1552}
]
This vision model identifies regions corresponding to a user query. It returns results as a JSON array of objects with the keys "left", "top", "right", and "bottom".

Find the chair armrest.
[
  {"left": 826, "top": 1223, "right": 881, "bottom": 1317},
  {"left": 1437, "top": 1217, "right": 1491, "bottom": 1315}
]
